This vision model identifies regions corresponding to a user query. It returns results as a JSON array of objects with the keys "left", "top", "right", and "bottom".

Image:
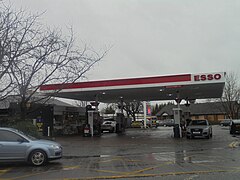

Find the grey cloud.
[{"left": 11, "top": 0, "right": 240, "bottom": 80}]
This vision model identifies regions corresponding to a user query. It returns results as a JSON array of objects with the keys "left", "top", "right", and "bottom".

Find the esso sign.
[{"left": 194, "top": 73, "right": 222, "bottom": 81}]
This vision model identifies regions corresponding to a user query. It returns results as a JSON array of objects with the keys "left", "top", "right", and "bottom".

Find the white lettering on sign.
[{"left": 194, "top": 73, "right": 222, "bottom": 81}]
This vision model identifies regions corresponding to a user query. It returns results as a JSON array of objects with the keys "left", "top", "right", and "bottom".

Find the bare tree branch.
[
  {"left": 0, "top": 4, "right": 107, "bottom": 120},
  {"left": 220, "top": 72, "right": 240, "bottom": 119}
]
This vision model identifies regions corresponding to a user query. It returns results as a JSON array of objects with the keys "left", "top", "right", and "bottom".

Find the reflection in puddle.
[
  {"left": 152, "top": 152, "right": 176, "bottom": 162},
  {"left": 191, "top": 160, "right": 216, "bottom": 163},
  {"left": 152, "top": 151, "right": 216, "bottom": 164}
]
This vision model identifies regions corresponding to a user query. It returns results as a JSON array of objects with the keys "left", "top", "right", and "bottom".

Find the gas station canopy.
[{"left": 39, "top": 72, "right": 226, "bottom": 102}]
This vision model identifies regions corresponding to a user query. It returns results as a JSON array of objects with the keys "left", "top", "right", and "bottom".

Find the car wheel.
[
  {"left": 29, "top": 150, "right": 47, "bottom": 166},
  {"left": 186, "top": 136, "right": 190, "bottom": 139}
]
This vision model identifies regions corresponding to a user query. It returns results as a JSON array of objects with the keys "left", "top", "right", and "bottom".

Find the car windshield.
[
  {"left": 223, "top": 120, "right": 231, "bottom": 122},
  {"left": 103, "top": 121, "right": 112, "bottom": 125},
  {"left": 190, "top": 120, "right": 207, "bottom": 126}
]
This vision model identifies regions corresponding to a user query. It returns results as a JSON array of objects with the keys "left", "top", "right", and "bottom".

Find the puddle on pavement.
[
  {"left": 151, "top": 151, "right": 216, "bottom": 164},
  {"left": 100, "top": 155, "right": 111, "bottom": 158}
]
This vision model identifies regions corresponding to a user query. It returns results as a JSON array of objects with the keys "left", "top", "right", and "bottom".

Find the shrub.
[{"left": 6, "top": 119, "right": 42, "bottom": 138}]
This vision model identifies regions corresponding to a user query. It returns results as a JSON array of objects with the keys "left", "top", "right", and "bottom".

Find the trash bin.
[{"left": 173, "top": 124, "right": 180, "bottom": 138}]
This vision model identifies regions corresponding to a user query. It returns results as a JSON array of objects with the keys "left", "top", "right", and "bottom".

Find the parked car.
[
  {"left": 186, "top": 119, "right": 212, "bottom": 139},
  {"left": 131, "top": 121, "right": 143, "bottom": 128},
  {"left": 230, "top": 119, "right": 240, "bottom": 135},
  {"left": 220, "top": 119, "right": 232, "bottom": 126},
  {"left": 158, "top": 119, "right": 175, "bottom": 127},
  {"left": 150, "top": 119, "right": 159, "bottom": 128},
  {"left": 146, "top": 117, "right": 159, "bottom": 128},
  {"left": 0, "top": 127, "right": 62, "bottom": 166},
  {"left": 101, "top": 121, "right": 116, "bottom": 132}
]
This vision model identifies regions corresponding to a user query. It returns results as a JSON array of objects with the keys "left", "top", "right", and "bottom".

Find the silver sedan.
[{"left": 0, "top": 127, "right": 62, "bottom": 166}]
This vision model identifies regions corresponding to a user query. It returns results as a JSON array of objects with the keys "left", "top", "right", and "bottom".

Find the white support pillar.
[
  {"left": 143, "top": 101, "right": 147, "bottom": 128},
  {"left": 88, "top": 111, "right": 94, "bottom": 137},
  {"left": 95, "top": 94, "right": 99, "bottom": 111},
  {"left": 173, "top": 91, "right": 182, "bottom": 138},
  {"left": 120, "top": 98, "right": 124, "bottom": 114}
]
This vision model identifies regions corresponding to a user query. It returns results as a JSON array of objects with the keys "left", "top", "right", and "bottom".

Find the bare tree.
[
  {"left": 0, "top": 4, "right": 24, "bottom": 100},
  {"left": 221, "top": 72, "right": 240, "bottom": 119},
  {"left": 122, "top": 101, "right": 143, "bottom": 121},
  {"left": 104, "top": 104, "right": 116, "bottom": 115},
  {"left": 0, "top": 4, "right": 107, "bottom": 120}
]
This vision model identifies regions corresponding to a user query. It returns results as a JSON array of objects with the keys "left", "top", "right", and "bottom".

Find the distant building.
[
  {"left": 0, "top": 95, "right": 86, "bottom": 135},
  {"left": 156, "top": 102, "right": 231, "bottom": 122}
]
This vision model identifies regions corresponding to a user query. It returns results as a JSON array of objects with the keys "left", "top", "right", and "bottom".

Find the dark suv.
[{"left": 230, "top": 120, "right": 240, "bottom": 135}]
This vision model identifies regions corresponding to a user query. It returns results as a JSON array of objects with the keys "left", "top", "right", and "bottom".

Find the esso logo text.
[{"left": 194, "top": 74, "right": 222, "bottom": 81}]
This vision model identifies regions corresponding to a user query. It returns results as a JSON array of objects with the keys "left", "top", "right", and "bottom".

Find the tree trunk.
[
  {"left": 20, "top": 101, "right": 27, "bottom": 121},
  {"left": 132, "top": 113, "right": 136, "bottom": 121}
]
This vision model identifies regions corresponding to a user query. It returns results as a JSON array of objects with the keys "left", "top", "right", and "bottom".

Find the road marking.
[
  {"left": 63, "top": 166, "right": 81, "bottom": 170},
  {"left": 92, "top": 161, "right": 173, "bottom": 176},
  {"left": 0, "top": 168, "right": 11, "bottom": 177},
  {"left": 229, "top": 141, "right": 239, "bottom": 148},
  {"left": 124, "top": 161, "right": 173, "bottom": 175},
  {"left": 126, "top": 160, "right": 141, "bottom": 162},
  {"left": 0, "top": 169, "right": 9, "bottom": 173},
  {"left": 94, "top": 163, "right": 166, "bottom": 175},
  {"left": 100, "top": 155, "right": 111, "bottom": 158},
  {"left": 63, "top": 169, "right": 240, "bottom": 180},
  {"left": 100, "top": 158, "right": 122, "bottom": 163},
  {"left": 184, "top": 174, "right": 199, "bottom": 180},
  {"left": 95, "top": 169, "right": 129, "bottom": 175},
  {"left": 191, "top": 160, "right": 216, "bottom": 163},
  {"left": 229, "top": 142, "right": 234, "bottom": 148},
  {"left": 7, "top": 165, "right": 81, "bottom": 180},
  {"left": 127, "top": 165, "right": 159, "bottom": 174},
  {"left": 197, "top": 163, "right": 240, "bottom": 170},
  {"left": 101, "top": 157, "right": 142, "bottom": 163}
]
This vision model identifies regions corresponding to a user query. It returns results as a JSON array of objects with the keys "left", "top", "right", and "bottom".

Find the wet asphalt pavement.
[{"left": 1, "top": 125, "right": 240, "bottom": 179}]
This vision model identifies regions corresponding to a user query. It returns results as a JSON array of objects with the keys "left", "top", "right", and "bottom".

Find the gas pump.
[
  {"left": 116, "top": 112, "right": 125, "bottom": 133},
  {"left": 173, "top": 107, "right": 182, "bottom": 138},
  {"left": 84, "top": 105, "right": 102, "bottom": 137},
  {"left": 116, "top": 99, "right": 126, "bottom": 133}
]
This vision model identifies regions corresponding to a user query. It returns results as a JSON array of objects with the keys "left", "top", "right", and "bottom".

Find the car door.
[{"left": 0, "top": 129, "right": 29, "bottom": 160}]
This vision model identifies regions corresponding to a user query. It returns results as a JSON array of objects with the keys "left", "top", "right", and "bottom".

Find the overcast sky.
[{"left": 12, "top": 0, "right": 240, "bottom": 81}]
